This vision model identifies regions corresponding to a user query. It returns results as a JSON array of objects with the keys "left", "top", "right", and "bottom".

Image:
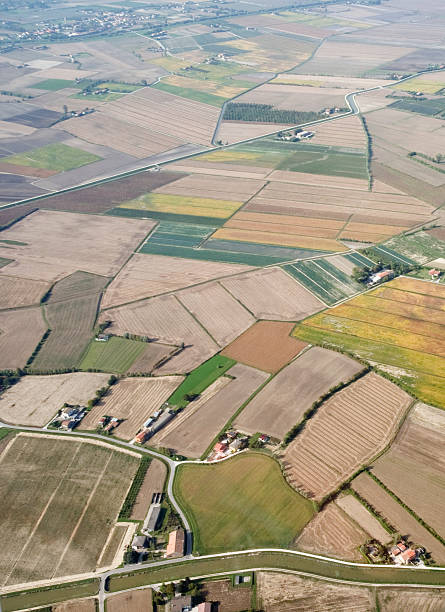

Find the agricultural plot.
[
  {"left": 151, "top": 363, "right": 269, "bottom": 459},
  {"left": 307, "top": 114, "right": 367, "bottom": 149},
  {"left": 102, "top": 294, "right": 218, "bottom": 374},
  {"left": 0, "top": 434, "right": 139, "bottom": 585},
  {"left": 295, "top": 503, "right": 367, "bottom": 562},
  {"left": 384, "top": 230, "right": 445, "bottom": 265},
  {"left": 390, "top": 97, "right": 445, "bottom": 117},
  {"left": 174, "top": 453, "right": 314, "bottom": 554},
  {"left": 283, "top": 258, "right": 362, "bottom": 305},
  {"left": 131, "top": 460, "right": 167, "bottom": 521},
  {"left": 177, "top": 282, "right": 255, "bottom": 347},
  {"left": 106, "top": 589, "right": 153, "bottom": 612},
  {"left": 351, "top": 472, "right": 445, "bottom": 564},
  {"left": 371, "top": 402, "right": 445, "bottom": 541},
  {"left": 32, "top": 271, "right": 108, "bottom": 370},
  {"left": 377, "top": 589, "right": 445, "bottom": 611},
  {"left": 295, "top": 41, "right": 414, "bottom": 77},
  {"left": 2, "top": 143, "right": 101, "bottom": 173},
  {"left": 0, "top": 203, "right": 37, "bottom": 230},
  {"left": 80, "top": 337, "right": 154, "bottom": 374},
  {"left": 221, "top": 321, "right": 307, "bottom": 373},
  {"left": 154, "top": 173, "right": 265, "bottom": 202},
  {"left": 336, "top": 495, "right": 392, "bottom": 544},
  {"left": 80, "top": 377, "right": 183, "bottom": 440},
  {"left": 394, "top": 72, "right": 445, "bottom": 95},
  {"left": 0, "top": 372, "right": 109, "bottom": 427},
  {"left": 293, "top": 277, "right": 445, "bottom": 407},
  {"left": 39, "top": 170, "right": 184, "bottom": 215},
  {"left": 220, "top": 267, "right": 324, "bottom": 321},
  {"left": 102, "top": 253, "right": 252, "bottom": 309},
  {"left": 235, "top": 347, "right": 362, "bottom": 440},
  {"left": 0, "top": 275, "right": 49, "bottom": 309},
  {"left": 99, "top": 87, "right": 220, "bottom": 145},
  {"left": 200, "top": 579, "right": 252, "bottom": 612},
  {"left": 257, "top": 571, "right": 374, "bottom": 612},
  {"left": 0, "top": 210, "right": 155, "bottom": 281},
  {"left": 282, "top": 373, "right": 412, "bottom": 501},
  {"left": 0, "top": 307, "right": 46, "bottom": 369}
]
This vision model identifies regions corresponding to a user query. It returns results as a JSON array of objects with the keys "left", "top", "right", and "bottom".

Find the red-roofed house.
[
  {"left": 429, "top": 269, "right": 441, "bottom": 280},
  {"left": 165, "top": 528, "right": 185, "bottom": 558},
  {"left": 401, "top": 548, "right": 416, "bottom": 563},
  {"left": 214, "top": 442, "right": 228, "bottom": 453}
]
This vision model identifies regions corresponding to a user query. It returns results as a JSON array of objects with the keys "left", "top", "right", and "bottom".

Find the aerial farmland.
[{"left": 0, "top": 0, "right": 445, "bottom": 607}]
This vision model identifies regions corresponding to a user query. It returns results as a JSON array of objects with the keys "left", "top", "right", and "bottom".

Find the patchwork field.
[
  {"left": 384, "top": 230, "right": 445, "bottom": 265},
  {"left": 293, "top": 277, "right": 445, "bottom": 407},
  {"left": 32, "top": 272, "right": 108, "bottom": 370},
  {"left": 102, "top": 253, "right": 251, "bottom": 309},
  {"left": 3, "top": 143, "right": 101, "bottom": 173},
  {"left": 0, "top": 210, "right": 155, "bottom": 281},
  {"left": 371, "top": 402, "right": 445, "bottom": 541},
  {"left": 131, "top": 459, "right": 167, "bottom": 521},
  {"left": 0, "top": 307, "right": 46, "bottom": 369},
  {"left": 235, "top": 347, "right": 362, "bottom": 440},
  {"left": 174, "top": 453, "right": 315, "bottom": 554},
  {"left": 221, "top": 321, "right": 307, "bottom": 373},
  {"left": 80, "top": 376, "right": 183, "bottom": 440},
  {"left": 220, "top": 267, "right": 324, "bottom": 321},
  {"left": 0, "top": 434, "right": 139, "bottom": 585},
  {"left": 0, "top": 275, "right": 49, "bottom": 309},
  {"left": 0, "top": 372, "right": 109, "bottom": 427},
  {"left": 351, "top": 472, "right": 445, "bottom": 564},
  {"left": 257, "top": 571, "right": 374, "bottom": 612},
  {"left": 282, "top": 373, "right": 412, "bottom": 501},
  {"left": 151, "top": 363, "right": 268, "bottom": 458},
  {"left": 102, "top": 294, "right": 218, "bottom": 374},
  {"left": 295, "top": 503, "right": 367, "bottom": 562}
]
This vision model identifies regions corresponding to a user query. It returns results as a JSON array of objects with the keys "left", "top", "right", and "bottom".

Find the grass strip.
[{"left": 1, "top": 579, "right": 99, "bottom": 612}]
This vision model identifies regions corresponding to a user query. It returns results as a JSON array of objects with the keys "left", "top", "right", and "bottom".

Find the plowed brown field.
[
  {"left": 0, "top": 275, "right": 49, "bottom": 309},
  {"left": 131, "top": 460, "right": 167, "bottom": 520},
  {"left": 0, "top": 307, "right": 46, "bottom": 369}
]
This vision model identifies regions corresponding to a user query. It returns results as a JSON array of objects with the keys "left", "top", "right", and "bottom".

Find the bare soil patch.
[
  {"left": 131, "top": 459, "right": 167, "bottom": 520},
  {"left": 257, "top": 571, "right": 374, "bottom": 611},
  {"left": 377, "top": 588, "right": 445, "bottom": 612},
  {"left": 220, "top": 267, "right": 324, "bottom": 321},
  {"left": 295, "top": 503, "right": 367, "bottom": 562},
  {"left": 106, "top": 589, "right": 153, "bottom": 612},
  {"left": 221, "top": 321, "right": 306, "bottom": 373},
  {"left": 0, "top": 307, "right": 46, "bottom": 369},
  {"left": 235, "top": 347, "right": 361, "bottom": 440},
  {"left": 81, "top": 376, "right": 183, "bottom": 440},
  {"left": 200, "top": 579, "right": 252, "bottom": 612},
  {"left": 0, "top": 162, "right": 56, "bottom": 177},
  {"left": 0, "top": 275, "right": 49, "bottom": 309},
  {"left": 53, "top": 598, "right": 97, "bottom": 612},
  {"left": 283, "top": 373, "right": 412, "bottom": 500},
  {"left": 0, "top": 372, "right": 109, "bottom": 427},
  {"left": 126, "top": 342, "right": 175, "bottom": 374},
  {"left": 336, "top": 494, "right": 392, "bottom": 544}
]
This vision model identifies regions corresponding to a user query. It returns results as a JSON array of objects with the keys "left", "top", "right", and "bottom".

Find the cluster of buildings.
[
  {"left": 207, "top": 431, "right": 248, "bottom": 461},
  {"left": 278, "top": 129, "right": 314, "bottom": 142},
  {"left": 52, "top": 405, "right": 85, "bottom": 430},
  {"left": 133, "top": 408, "right": 176, "bottom": 445},
  {"left": 390, "top": 541, "right": 424, "bottom": 566},
  {"left": 322, "top": 107, "right": 342, "bottom": 115},
  {"left": 367, "top": 269, "right": 394, "bottom": 287},
  {"left": 167, "top": 596, "right": 210, "bottom": 612},
  {"left": 97, "top": 415, "right": 120, "bottom": 434}
]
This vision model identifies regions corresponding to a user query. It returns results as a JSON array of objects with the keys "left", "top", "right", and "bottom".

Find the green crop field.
[
  {"left": 390, "top": 97, "right": 445, "bottom": 117},
  {"left": 3, "top": 143, "right": 101, "bottom": 172},
  {"left": 32, "top": 272, "right": 108, "bottom": 371},
  {"left": 80, "top": 336, "right": 147, "bottom": 373},
  {"left": 119, "top": 193, "right": 243, "bottom": 220},
  {"left": 72, "top": 91, "right": 123, "bottom": 102},
  {"left": 1, "top": 580, "right": 99, "bottom": 612},
  {"left": 0, "top": 257, "right": 13, "bottom": 268},
  {"left": 152, "top": 81, "right": 227, "bottom": 107},
  {"left": 30, "top": 78, "right": 82, "bottom": 91},
  {"left": 168, "top": 354, "right": 235, "bottom": 408},
  {"left": 385, "top": 230, "right": 445, "bottom": 265},
  {"left": 173, "top": 453, "right": 315, "bottom": 554},
  {"left": 277, "top": 147, "right": 368, "bottom": 179},
  {"left": 100, "top": 82, "right": 142, "bottom": 92}
]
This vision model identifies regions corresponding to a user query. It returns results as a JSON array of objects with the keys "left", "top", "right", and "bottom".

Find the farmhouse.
[
  {"left": 95, "top": 334, "right": 110, "bottom": 342},
  {"left": 367, "top": 269, "right": 394, "bottom": 287},
  {"left": 132, "top": 535, "right": 149, "bottom": 553},
  {"left": 429, "top": 268, "right": 441, "bottom": 280},
  {"left": 390, "top": 542, "right": 418, "bottom": 565},
  {"left": 135, "top": 429, "right": 150, "bottom": 444},
  {"left": 168, "top": 594, "right": 192, "bottom": 612},
  {"left": 165, "top": 528, "right": 185, "bottom": 558}
]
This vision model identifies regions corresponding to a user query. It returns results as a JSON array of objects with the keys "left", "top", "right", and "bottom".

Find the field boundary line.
[{"left": 173, "top": 294, "right": 220, "bottom": 347}]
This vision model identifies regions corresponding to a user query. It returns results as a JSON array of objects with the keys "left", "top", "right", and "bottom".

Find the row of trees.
[{"left": 224, "top": 103, "right": 321, "bottom": 124}]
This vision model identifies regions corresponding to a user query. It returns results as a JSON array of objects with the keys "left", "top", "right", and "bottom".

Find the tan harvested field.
[
  {"left": 257, "top": 571, "right": 374, "bottom": 611},
  {"left": 0, "top": 275, "right": 49, "bottom": 309},
  {"left": 0, "top": 210, "right": 155, "bottom": 282},
  {"left": 221, "top": 321, "right": 307, "bottom": 373},
  {"left": 106, "top": 588, "right": 153, "bottom": 612},
  {"left": 151, "top": 364, "right": 269, "bottom": 458},
  {"left": 272, "top": 74, "right": 394, "bottom": 90},
  {"left": 0, "top": 434, "right": 139, "bottom": 585},
  {"left": 212, "top": 226, "right": 344, "bottom": 251},
  {"left": 0, "top": 307, "right": 46, "bottom": 369},
  {"left": 220, "top": 267, "right": 324, "bottom": 321},
  {"left": 308, "top": 114, "right": 367, "bottom": 149},
  {"left": 297, "top": 41, "right": 414, "bottom": 76},
  {"left": 0, "top": 372, "right": 109, "bottom": 427},
  {"left": 295, "top": 503, "right": 367, "bottom": 562},
  {"left": 52, "top": 598, "right": 97, "bottom": 612},
  {"left": 235, "top": 347, "right": 362, "bottom": 440},
  {"left": 371, "top": 402, "right": 445, "bottom": 540},
  {"left": 247, "top": 178, "right": 434, "bottom": 227},
  {"left": 81, "top": 377, "right": 183, "bottom": 440},
  {"left": 154, "top": 172, "right": 265, "bottom": 201},
  {"left": 351, "top": 472, "right": 445, "bottom": 563},
  {"left": 103, "top": 294, "right": 218, "bottom": 373},
  {"left": 102, "top": 253, "right": 252, "bottom": 309},
  {"left": 336, "top": 495, "right": 392, "bottom": 544},
  {"left": 131, "top": 459, "right": 167, "bottom": 520},
  {"left": 217, "top": 120, "right": 291, "bottom": 144},
  {"left": 168, "top": 158, "right": 272, "bottom": 179},
  {"left": 101, "top": 87, "right": 219, "bottom": 145},
  {"left": 235, "top": 83, "right": 350, "bottom": 112},
  {"left": 355, "top": 88, "right": 396, "bottom": 114},
  {"left": 377, "top": 588, "right": 445, "bottom": 611},
  {"left": 282, "top": 373, "right": 412, "bottom": 500},
  {"left": 58, "top": 112, "right": 185, "bottom": 158},
  {"left": 0, "top": 119, "right": 35, "bottom": 138},
  {"left": 177, "top": 282, "right": 255, "bottom": 347},
  {"left": 200, "top": 579, "right": 252, "bottom": 612},
  {"left": 126, "top": 342, "right": 175, "bottom": 374},
  {"left": 339, "top": 220, "right": 409, "bottom": 242},
  {"left": 267, "top": 168, "right": 368, "bottom": 190}
]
